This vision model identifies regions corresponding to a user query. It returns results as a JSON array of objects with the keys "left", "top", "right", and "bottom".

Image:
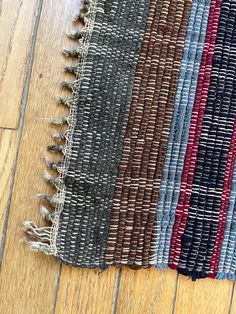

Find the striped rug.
[{"left": 23, "top": 0, "right": 236, "bottom": 281}]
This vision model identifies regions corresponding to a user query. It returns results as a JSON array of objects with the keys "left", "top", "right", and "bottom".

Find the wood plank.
[
  {"left": 0, "top": 0, "right": 42, "bottom": 128},
  {"left": 0, "top": 0, "right": 80, "bottom": 313},
  {"left": 55, "top": 268, "right": 118, "bottom": 314},
  {"left": 0, "top": 130, "right": 18, "bottom": 237},
  {"left": 174, "top": 274, "right": 233, "bottom": 314},
  {"left": 116, "top": 269, "right": 177, "bottom": 314}
]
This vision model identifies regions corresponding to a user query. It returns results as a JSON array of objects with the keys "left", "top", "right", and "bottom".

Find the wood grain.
[
  {"left": 116, "top": 269, "right": 177, "bottom": 314},
  {"left": 0, "top": 130, "right": 18, "bottom": 237},
  {"left": 0, "top": 0, "right": 42, "bottom": 128},
  {"left": 174, "top": 275, "right": 233, "bottom": 314},
  {"left": 55, "top": 268, "right": 118, "bottom": 314},
  {"left": 0, "top": 0, "right": 79, "bottom": 313}
]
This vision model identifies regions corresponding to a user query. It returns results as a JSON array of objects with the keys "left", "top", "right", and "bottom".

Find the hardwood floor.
[{"left": 0, "top": 0, "right": 235, "bottom": 313}]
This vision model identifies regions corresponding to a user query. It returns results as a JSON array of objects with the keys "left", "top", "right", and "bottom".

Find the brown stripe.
[{"left": 105, "top": 0, "right": 192, "bottom": 268}]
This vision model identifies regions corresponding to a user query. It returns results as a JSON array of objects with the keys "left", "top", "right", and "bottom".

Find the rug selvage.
[{"left": 56, "top": 0, "right": 151, "bottom": 268}]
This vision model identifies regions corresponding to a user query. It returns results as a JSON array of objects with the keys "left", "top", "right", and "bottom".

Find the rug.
[{"left": 23, "top": 0, "right": 236, "bottom": 281}]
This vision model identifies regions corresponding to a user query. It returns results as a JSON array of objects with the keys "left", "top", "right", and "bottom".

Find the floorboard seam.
[
  {"left": 172, "top": 273, "right": 179, "bottom": 314},
  {"left": 112, "top": 269, "right": 122, "bottom": 314},
  {"left": 228, "top": 283, "right": 235, "bottom": 314},
  {"left": 52, "top": 263, "right": 62, "bottom": 314}
]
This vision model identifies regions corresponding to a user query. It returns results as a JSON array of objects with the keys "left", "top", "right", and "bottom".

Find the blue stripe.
[{"left": 155, "top": 0, "right": 211, "bottom": 268}]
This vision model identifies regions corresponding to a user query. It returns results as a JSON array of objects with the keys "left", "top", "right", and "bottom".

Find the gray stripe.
[{"left": 56, "top": 0, "right": 150, "bottom": 268}]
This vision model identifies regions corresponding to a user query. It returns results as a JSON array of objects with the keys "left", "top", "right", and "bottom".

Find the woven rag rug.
[{"left": 23, "top": 0, "right": 236, "bottom": 281}]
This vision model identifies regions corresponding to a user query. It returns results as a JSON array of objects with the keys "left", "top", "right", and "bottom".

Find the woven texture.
[
  {"left": 217, "top": 160, "right": 236, "bottom": 280},
  {"left": 155, "top": 0, "right": 211, "bottom": 269},
  {"left": 169, "top": 0, "right": 222, "bottom": 270},
  {"left": 171, "top": 0, "right": 236, "bottom": 279},
  {"left": 23, "top": 0, "right": 236, "bottom": 282},
  {"left": 106, "top": 0, "right": 192, "bottom": 268},
  {"left": 57, "top": 0, "right": 150, "bottom": 268}
]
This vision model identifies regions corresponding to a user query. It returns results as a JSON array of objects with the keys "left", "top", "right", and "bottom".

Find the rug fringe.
[{"left": 22, "top": 0, "right": 97, "bottom": 256}]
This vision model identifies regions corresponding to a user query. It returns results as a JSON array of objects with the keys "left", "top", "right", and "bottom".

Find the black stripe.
[{"left": 178, "top": 0, "right": 236, "bottom": 278}]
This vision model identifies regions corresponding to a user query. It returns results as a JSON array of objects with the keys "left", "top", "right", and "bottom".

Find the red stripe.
[{"left": 168, "top": 0, "right": 222, "bottom": 269}]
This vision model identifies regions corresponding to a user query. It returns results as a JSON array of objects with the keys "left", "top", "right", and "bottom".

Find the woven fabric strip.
[
  {"left": 155, "top": 0, "right": 211, "bottom": 269},
  {"left": 105, "top": 0, "right": 192, "bottom": 268},
  {"left": 217, "top": 159, "right": 236, "bottom": 280},
  {"left": 171, "top": 0, "right": 236, "bottom": 279},
  {"left": 55, "top": 0, "right": 150, "bottom": 268},
  {"left": 169, "top": 0, "right": 222, "bottom": 270},
  {"left": 209, "top": 121, "right": 236, "bottom": 277}
]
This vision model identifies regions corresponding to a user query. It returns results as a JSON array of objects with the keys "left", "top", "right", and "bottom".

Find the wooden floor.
[{"left": 0, "top": 0, "right": 236, "bottom": 313}]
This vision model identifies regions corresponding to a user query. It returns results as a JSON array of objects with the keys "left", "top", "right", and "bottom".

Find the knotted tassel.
[{"left": 47, "top": 145, "right": 64, "bottom": 152}]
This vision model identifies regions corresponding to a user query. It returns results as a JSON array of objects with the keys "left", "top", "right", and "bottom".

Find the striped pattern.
[
  {"left": 24, "top": 0, "right": 236, "bottom": 282},
  {"left": 155, "top": 0, "right": 211, "bottom": 269},
  {"left": 56, "top": 0, "right": 151, "bottom": 268},
  {"left": 169, "top": 0, "right": 222, "bottom": 270},
  {"left": 171, "top": 0, "right": 236, "bottom": 279},
  {"left": 105, "top": 0, "right": 192, "bottom": 268}
]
